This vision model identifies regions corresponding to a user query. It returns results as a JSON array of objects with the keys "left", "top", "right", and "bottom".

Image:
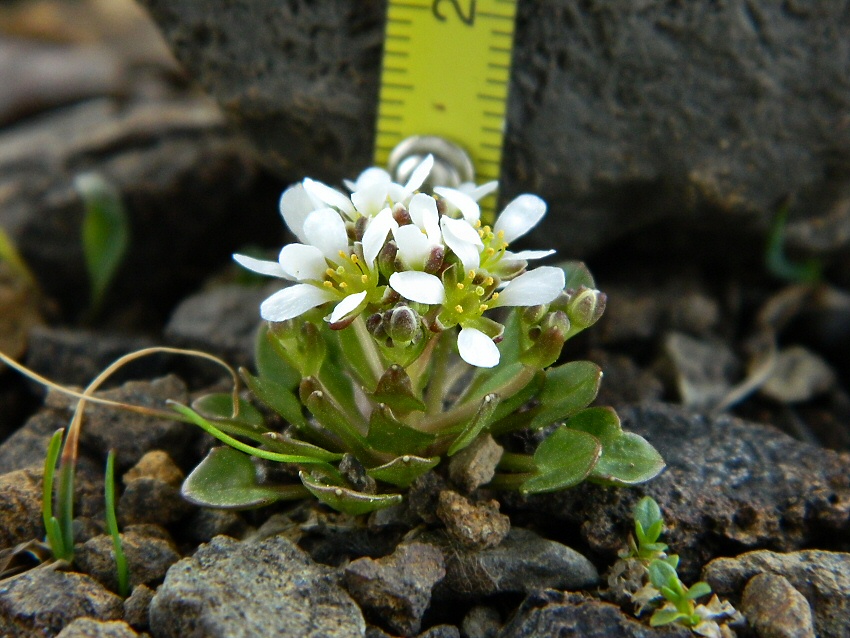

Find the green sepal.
[
  {"left": 255, "top": 323, "right": 301, "bottom": 390},
  {"left": 366, "top": 455, "right": 440, "bottom": 488},
  {"left": 559, "top": 260, "right": 596, "bottom": 291},
  {"left": 366, "top": 404, "right": 435, "bottom": 455},
  {"left": 241, "top": 369, "right": 307, "bottom": 429},
  {"left": 370, "top": 365, "right": 426, "bottom": 414},
  {"left": 528, "top": 361, "right": 601, "bottom": 430},
  {"left": 182, "top": 447, "right": 309, "bottom": 509},
  {"left": 521, "top": 426, "right": 601, "bottom": 494},
  {"left": 299, "top": 471, "right": 402, "bottom": 515},
  {"left": 448, "top": 393, "right": 501, "bottom": 456},
  {"left": 260, "top": 433, "right": 343, "bottom": 463}
]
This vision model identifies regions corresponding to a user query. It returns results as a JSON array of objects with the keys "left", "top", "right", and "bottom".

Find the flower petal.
[
  {"left": 393, "top": 224, "right": 431, "bottom": 270},
  {"left": 260, "top": 284, "right": 336, "bottom": 322},
  {"left": 351, "top": 182, "right": 389, "bottom": 217},
  {"left": 441, "top": 216, "right": 482, "bottom": 273},
  {"left": 303, "top": 208, "right": 349, "bottom": 261},
  {"left": 408, "top": 193, "right": 440, "bottom": 240},
  {"left": 279, "top": 184, "right": 317, "bottom": 243},
  {"left": 457, "top": 327, "right": 500, "bottom": 368},
  {"left": 434, "top": 186, "right": 480, "bottom": 223},
  {"left": 459, "top": 180, "right": 499, "bottom": 202},
  {"left": 303, "top": 178, "right": 356, "bottom": 218},
  {"left": 494, "top": 194, "right": 547, "bottom": 244},
  {"left": 328, "top": 290, "right": 367, "bottom": 323},
  {"left": 389, "top": 271, "right": 446, "bottom": 304},
  {"left": 346, "top": 167, "right": 392, "bottom": 192},
  {"left": 403, "top": 154, "right": 434, "bottom": 195},
  {"left": 278, "top": 243, "right": 327, "bottom": 281},
  {"left": 233, "top": 253, "right": 290, "bottom": 279},
  {"left": 503, "top": 249, "right": 556, "bottom": 261},
  {"left": 493, "top": 266, "right": 565, "bottom": 307},
  {"left": 362, "top": 207, "right": 398, "bottom": 266}
]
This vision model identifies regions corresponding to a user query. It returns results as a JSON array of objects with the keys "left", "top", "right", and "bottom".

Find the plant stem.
[
  {"left": 352, "top": 315, "right": 385, "bottom": 385},
  {"left": 486, "top": 472, "right": 534, "bottom": 491},
  {"left": 497, "top": 452, "right": 537, "bottom": 473},
  {"left": 422, "top": 333, "right": 452, "bottom": 414}
]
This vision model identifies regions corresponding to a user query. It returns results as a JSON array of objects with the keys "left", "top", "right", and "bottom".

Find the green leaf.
[
  {"left": 104, "top": 450, "right": 129, "bottom": 597},
  {"left": 370, "top": 365, "right": 426, "bottom": 413},
  {"left": 193, "top": 393, "right": 267, "bottom": 429},
  {"left": 366, "top": 404, "right": 435, "bottom": 455},
  {"left": 634, "top": 496, "right": 663, "bottom": 539},
  {"left": 241, "top": 370, "right": 307, "bottom": 429},
  {"left": 301, "top": 378, "right": 370, "bottom": 458},
  {"left": 559, "top": 261, "right": 596, "bottom": 291},
  {"left": 529, "top": 361, "right": 601, "bottom": 430},
  {"left": 299, "top": 471, "right": 402, "bottom": 515},
  {"left": 260, "top": 433, "right": 343, "bottom": 463},
  {"left": 565, "top": 407, "right": 622, "bottom": 442},
  {"left": 255, "top": 324, "right": 301, "bottom": 390},
  {"left": 649, "top": 609, "right": 688, "bottom": 627},
  {"left": 521, "top": 426, "right": 601, "bottom": 494},
  {"left": 76, "top": 173, "right": 130, "bottom": 312},
  {"left": 366, "top": 455, "right": 440, "bottom": 488},
  {"left": 590, "top": 432, "right": 666, "bottom": 486},
  {"left": 448, "top": 393, "right": 501, "bottom": 456},
  {"left": 686, "top": 582, "right": 712, "bottom": 600},
  {"left": 334, "top": 320, "right": 381, "bottom": 390},
  {"left": 42, "top": 428, "right": 70, "bottom": 560},
  {"left": 496, "top": 308, "right": 524, "bottom": 367},
  {"left": 648, "top": 559, "right": 679, "bottom": 590},
  {"left": 182, "top": 447, "right": 308, "bottom": 508}
]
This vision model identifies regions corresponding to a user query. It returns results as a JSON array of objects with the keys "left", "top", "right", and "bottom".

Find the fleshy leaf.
[
  {"left": 76, "top": 173, "right": 130, "bottom": 313},
  {"left": 565, "top": 407, "right": 622, "bottom": 442},
  {"left": 634, "top": 496, "right": 664, "bottom": 540},
  {"left": 559, "top": 260, "right": 596, "bottom": 291},
  {"left": 648, "top": 559, "right": 679, "bottom": 590},
  {"left": 590, "top": 432, "right": 666, "bottom": 486},
  {"left": 366, "top": 404, "right": 435, "bottom": 455},
  {"left": 255, "top": 324, "right": 301, "bottom": 390},
  {"left": 241, "top": 369, "right": 307, "bottom": 429},
  {"left": 521, "top": 426, "right": 601, "bottom": 494},
  {"left": 182, "top": 447, "right": 308, "bottom": 509},
  {"left": 686, "top": 582, "right": 712, "bottom": 600},
  {"left": 366, "top": 455, "right": 440, "bottom": 488},
  {"left": 528, "top": 361, "right": 602, "bottom": 430},
  {"left": 371, "top": 365, "right": 426, "bottom": 413},
  {"left": 448, "top": 393, "right": 501, "bottom": 456},
  {"left": 650, "top": 609, "right": 689, "bottom": 627},
  {"left": 192, "top": 393, "right": 267, "bottom": 430},
  {"left": 299, "top": 471, "right": 402, "bottom": 515}
]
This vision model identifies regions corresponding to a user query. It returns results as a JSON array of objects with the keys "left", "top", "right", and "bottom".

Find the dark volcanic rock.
[
  {"left": 138, "top": 0, "right": 850, "bottom": 260},
  {"left": 739, "top": 572, "right": 816, "bottom": 638},
  {"left": 497, "top": 590, "right": 691, "bottom": 638},
  {"left": 508, "top": 403, "right": 850, "bottom": 581},
  {"left": 56, "top": 618, "right": 139, "bottom": 638},
  {"left": 149, "top": 535, "right": 365, "bottom": 638},
  {"left": 0, "top": 568, "right": 123, "bottom": 637},
  {"left": 0, "top": 409, "right": 64, "bottom": 474},
  {"left": 0, "top": 467, "right": 43, "bottom": 551},
  {"left": 343, "top": 542, "right": 446, "bottom": 636}
]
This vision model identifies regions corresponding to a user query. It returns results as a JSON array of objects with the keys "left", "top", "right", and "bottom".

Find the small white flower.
[
  {"left": 433, "top": 186, "right": 481, "bottom": 223},
  {"left": 440, "top": 215, "right": 483, "bottom": 272},
  {"left": 389, "top": 271, "right": 446, "bottom": 304},
  {"left": 493, "top": 194, "right": 547, "bottom": 243},
  {"left": 393, "top": 193, "right": 442, "bottom": 270},
  {"left": 492, "top": 266, "right": 565, "bottom": 307}
]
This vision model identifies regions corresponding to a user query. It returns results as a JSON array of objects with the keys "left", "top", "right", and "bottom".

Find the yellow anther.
[
  {"left": 491, "top": 292, "right": 500, "bottom": 300},
  {"left": 323, "top": 281, "right": 334, "bottom": 288},
  {"left": 360, "top": 274, "right": 368, "bottom": 283},
  {"left": 475, "top": 286, "right": 485, "bottom": 296},
  {"left": 479, "top": 304, "right": 489, "bottom": 313},
  {"left": 478, "top": 229, "right": 486, "bottom": 238},
  {"left": 474, "top": 219, "right": 482, "bottom": 228},
  {"left": 456, "top": 283, "right": 465, "bottom": 290},
  {"left": 484, "top": 277, "right": 494, "bottom": 286},
  {"left": 486, "top": 231, "right": 495, "bottom": 240},
  {"left": 339, "top": 282, "right": 348, "bottom": 289},
  {"left": 467, "top": 270, "right": 476, "bottom": 280},
  {"left": 326, "top": 268, "right": 336, "bottom": 277},
  {"left": 454, "top": 304, "right": 464, "bottom": 313},
  {"left": 485, "top": 247, "right": 496, "bottom": 257},
  {"left": 497, "top": 230, "right": 505, "bottom": 239},
  {"left": 350, "top": 254, "right": 359, "bottom": 264},
  {"left": 336, "top": 266, "right": 345, "bottom": 275},
  {"left": 338, "top": 250, "right": 347, "bottom": 259}
]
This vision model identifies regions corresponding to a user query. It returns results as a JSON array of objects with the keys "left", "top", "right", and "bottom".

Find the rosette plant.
[{"left": 177, "top": 157, "right": 664, "bottom": 514}]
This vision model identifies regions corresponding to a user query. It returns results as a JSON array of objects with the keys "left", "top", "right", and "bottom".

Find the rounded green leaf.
[
  {"left": 299, "top": 471, "right": 402, "bottom": 515},
  {"left": 192, "top": 393, "right": 267, "bottom": 429},
  {"left": 565, "top": 407, "right": 622, "bottom": 443},
  {"left": 366, "top": 455, "right": 440, "bottom": 488},
  {"left": 521, "top": 427, "right": 602, "bottom": 494},
  {"left": 590, "top": 432, "right": 666, "bottom": 486},
  {"left": 182, "top": 447, "right": 308, "bottom": 509},
  {"left": 529, "top": 362, "right": 602, "bottom": 430},
  {"left": 367, "top": 404, "right": 435, "bottom": 455}
]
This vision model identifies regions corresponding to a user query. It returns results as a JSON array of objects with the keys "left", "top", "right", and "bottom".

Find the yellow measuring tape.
[{"left": 374, "top": 0, "right": 519, "bottom": 198}]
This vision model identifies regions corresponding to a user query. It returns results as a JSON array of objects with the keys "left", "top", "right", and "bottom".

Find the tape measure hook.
[{"left": 388, "top": 135, "right": 475, "bottom": 191}]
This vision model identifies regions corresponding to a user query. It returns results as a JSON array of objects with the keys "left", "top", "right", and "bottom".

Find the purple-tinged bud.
[
  {"left": 392, "top": 202, "right": 412, "bottom": 226},
  {"left": 385, "top": 305, "right": 422, "bottom": 345},
  {"left": 520, "top": 326, "right": 566, "bottom": 368},
  {"left": 567, "top": 287, "right": 606, "bottom": 329},
  {"left": 542, "top": 310, "right": 570, "bottom": 335},
  {"left": 353, "top": 215, "right": 369, "bottom": 242},
  {"left": 424, "top": 245, "right": 445, "bottom": 274},
  {"left": 522, "top": 304, "right": 548, "bottom": 325},
  {"left": 378, "top": 240, "right": 399, "bottom": 279}
]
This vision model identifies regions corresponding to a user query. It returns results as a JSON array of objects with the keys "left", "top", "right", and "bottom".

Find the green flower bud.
[
  {"left": 567, "top": 287, "right": 606, "bottom": 329},
  {"left": 520, "top": 325, "right": 567, "bottom": 368},
  {"left": 522, "top": 304, "right": 548, "bottom": 325},
  {"left": 385, "top": 305, "right": 422, "bottom": 345},
  {"left": 542, "top": 309, "right": 570, "bottom": 335},
  {"left": 378, "top": 241, "right": 399, "bottom": 280}
]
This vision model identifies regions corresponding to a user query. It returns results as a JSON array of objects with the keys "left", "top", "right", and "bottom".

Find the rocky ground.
[{"left": 0, "top": 1, "right": 849, "bottom": 637}]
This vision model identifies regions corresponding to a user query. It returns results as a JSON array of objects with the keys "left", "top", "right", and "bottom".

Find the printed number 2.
[{"left": 432, "top": 0, "right": 476, "bottom": 26}]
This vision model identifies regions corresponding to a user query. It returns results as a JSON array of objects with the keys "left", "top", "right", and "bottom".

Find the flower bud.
[
  {"left": 522, "top": 304, "right": 548, "bottom": 325},
  {"left": 298, "top": 321, "right": 326, "bottom": 375},
  {"left": 392, "top": 202, "right": 412, "bottom": 226},
  {"left": 520, "top": 326, "right": 567, "bottom": 368},
  {"left": 378, "top": 240, "right": 399, "bottom": 279},
  {"left": 567, "top": 287, "right": 606, "bottom": 329},
  {"left": 385, "top": 305, "right": 422, "bottom": 345},
  {"left": 542, "top": 309, "right": 570, "bottom": 335},
  {"left": 424, "top": 245, "right": 445, "bottom": 275}
]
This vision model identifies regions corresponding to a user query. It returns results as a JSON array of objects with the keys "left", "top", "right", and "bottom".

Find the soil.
[{"left": 0, "top": 2, "right": 848, "bottom": 638}]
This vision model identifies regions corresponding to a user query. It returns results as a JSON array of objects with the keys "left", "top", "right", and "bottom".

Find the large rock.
[
  {"left": 149, "top": 535, "right": 366, "bottom": 638},
  {"left": 137, "top": 0, "right": 850, "bottom": 259},
  {"left": 507, "top": 402, "right": 850, "bottom": 581}
]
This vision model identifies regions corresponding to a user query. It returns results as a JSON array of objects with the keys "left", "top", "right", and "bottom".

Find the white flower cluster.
[{"left": 234, "top": 156, "right": 564, "bottom": 368}]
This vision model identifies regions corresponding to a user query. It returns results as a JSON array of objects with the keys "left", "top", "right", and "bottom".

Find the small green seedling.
[{"left": 105, "top": 450, "right": 129, "bottom": 597}]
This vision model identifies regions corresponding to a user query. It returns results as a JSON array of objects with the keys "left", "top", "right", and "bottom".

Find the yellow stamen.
[
  {"left": 479, "top": 304, "right": 489, "bottom": 313},
  {"left": 350, "top": 254, "right": 359, "bottom": 264},
  {"left": 336, "top": 266, "right": 345, "bottom": 275},
  {"left": 325, "top": 268, "right": 336, "bottom": 277},
  {"left": 339, "top": 282, "right": 348, "bottom": 289},
  {"left": 360, "top": 274, "right": 368, "bottom": 283},
  {"left": 454, "top": 305, "right": 464, "bottom": 313},
  {"left": 456, "top": 283, "right": 465, "bottom": 290},
  {"left": 338, "top": 250, "right": 347, "bottom": 259},
  {"left": 467, "top": 270, "right": 476, "bottom": 280},
  {"left": 323, "top": 281, "right": 334, "bottom": 288},
  {"left": 478, "top": 229, "right": 486, "bottom": 239},
  {"left": 491, "top": 292, "right": 500, "bottom": 300},
  {"left": 474, "top": 219, "right": 482, "bottom": 228},
  {"left": 475, "top": 286, "right": 485, "bottom": 296},
  {"left": 485, "top": 247, "right": 496, "bottom": 257},
  {"left": 484, "top": 277, "right": 494, "bottom": 286}
]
